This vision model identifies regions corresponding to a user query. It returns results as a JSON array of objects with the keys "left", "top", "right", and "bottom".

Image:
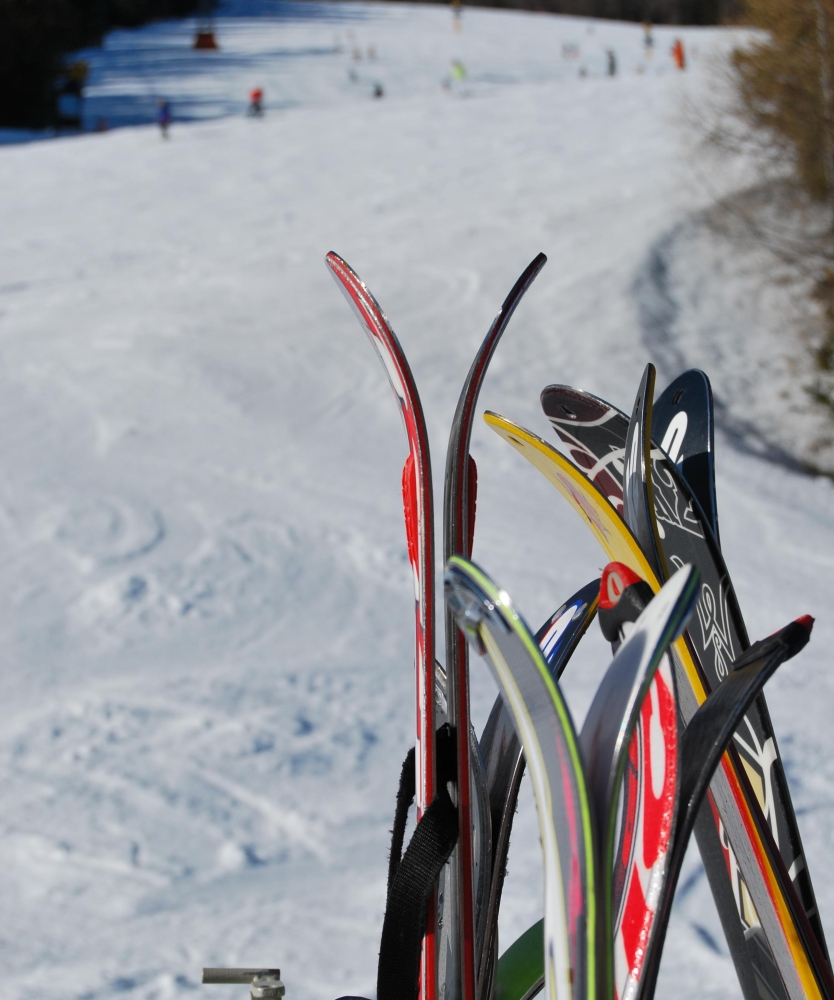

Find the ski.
[
  {"left": 541, "top": 377, "right": 828, "bottom": 962},
  {"left": 598, "top": 565, "right": 810, "bottom": 1000},
  {"left": 443, "top": 252, "right": 547, "bottom": 1000},
  {"left": 445, "top": 555, "right": 597, "bottom": 1000},
  {"left": 490, "top": 555, "right": 774, "bottom": 1000},
  {"left": 541, "top": 380, "right": 761, "bottom": 999},
  {"left": 483, "top": 411, "right": 830, "bottom": 1000},
  {"left": 641, "top": 616, "right": 814, "bottom": 1000},
  {"left": 578, "top": 562, "right": 698, "bottom": 1000},
  {"left": 326, "top": 252, "right": 439, "bottom": 1000},
  {"left": 479, "top": 580, "right": 600, "bottom": 1000},
  {"left": 493, "top": 554, "right": 754, "bottom": 1000},
  {"left": 651, "top": 370, "right": 719, "bottom": 543},
  {"left": 444, "top": 559, "right": 698, "bottom": 1000},
  {"left": 597, "top": 564, "right": 681, "bottom": 1000},
  {"left": 622, "top": 366, "right": 783, "bottom": 998}
]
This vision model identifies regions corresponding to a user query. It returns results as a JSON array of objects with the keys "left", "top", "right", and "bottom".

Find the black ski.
[
  {"left": 652, "top": 370, "right": 719, "bottom": 544},
  {"left": 443, "top": 252, "right": 547, "bottom": 1000}
]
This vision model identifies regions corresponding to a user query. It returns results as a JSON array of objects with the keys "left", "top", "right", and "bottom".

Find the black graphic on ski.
[{"left": 652, "top": 370, "right": 719, "bottom": 544}]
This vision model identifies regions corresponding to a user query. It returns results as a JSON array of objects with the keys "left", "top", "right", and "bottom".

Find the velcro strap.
[{"left": 376, "top": 725, "right": 460, "bottom": 1000}]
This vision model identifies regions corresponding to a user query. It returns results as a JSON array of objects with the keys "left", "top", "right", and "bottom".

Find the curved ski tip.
[
  {"left": 324, "top": 251, "right": 354, "bottom": 278},
  {"left": 540, "top": 384, "right": 613, "bottom": 423},
  {"left": 796, "top": 614, "right": 815, "bottom": 634}
]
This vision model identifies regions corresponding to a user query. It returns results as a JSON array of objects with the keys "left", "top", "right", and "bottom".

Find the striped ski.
[
  {"left": 326, "top": 252, "right": 438, "bottom": 1000},
  {"left": 596, "top": 563, "right": 680, "bottom": 1000},
  {"left": 442, "top": 252, "right": 547, "bottom": 1000},
  {"left": 479, "top": 580, "right": 600, "bottom": 1000},
  {"left": 444, "top": 559, "right": 698, "bottom": 1000}
]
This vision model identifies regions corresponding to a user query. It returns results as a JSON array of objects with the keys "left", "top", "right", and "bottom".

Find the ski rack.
[
  {"left": 202, "top": 969, "right": 285, "bottom": 1000},
  {"left": 195, "top": 260, "right": 834, "bottom": 1000}
]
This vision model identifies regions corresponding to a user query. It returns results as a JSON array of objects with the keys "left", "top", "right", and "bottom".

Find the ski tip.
[
  {"left": 324, "top": 251, "right": 352, "bottom": 278},
  {"left": 599, "top": 562, "right": 644, "bottom": 609},
  {"left": 796, "top": 614, "right": 815, "bottom": 634}
]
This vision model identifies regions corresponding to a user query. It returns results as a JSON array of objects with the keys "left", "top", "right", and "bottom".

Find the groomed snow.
[{"left": 1, "top": 5, "right": 833, "bottom": 1000}]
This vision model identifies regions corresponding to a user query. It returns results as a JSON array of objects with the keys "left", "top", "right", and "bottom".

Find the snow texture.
[
  {"left": 0, "top": 5, "right": 833, "bottom": 1000},
  {"left": 636, "top": 197, "right": 834, "bottom": 476}
]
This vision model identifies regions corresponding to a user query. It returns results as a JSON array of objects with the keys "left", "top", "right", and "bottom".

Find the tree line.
[
  {"left": 0, "top": 0, "right": 208, "bottom": 128},
  {"left": 455, "top": 0, "right": 741, "bottom": 24}
]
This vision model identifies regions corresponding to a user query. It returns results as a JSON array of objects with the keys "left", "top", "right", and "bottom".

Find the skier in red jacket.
[
  {"left": 248, "top": 88, "right": 264, "bottom": 116},
  {"left": 672, "top": 38, "right": 685, "bottom": 70}
]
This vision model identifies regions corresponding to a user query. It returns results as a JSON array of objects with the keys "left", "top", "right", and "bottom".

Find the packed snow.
[{"left": 1, "top": 4, "right": 833, "bottom": 1000}]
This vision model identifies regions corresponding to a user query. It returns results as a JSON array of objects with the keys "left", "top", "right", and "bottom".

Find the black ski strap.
[
  {"left": 376, "top": 724, "right": 459, "bottom": 1000},
  {"left": 387, "top": 745, "right": 417, "bottom": 901}
]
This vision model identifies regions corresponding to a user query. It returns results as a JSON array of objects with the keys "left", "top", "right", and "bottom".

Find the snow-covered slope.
[{"left": 1, "top": 5, "right": 833, "bottom": 1000}]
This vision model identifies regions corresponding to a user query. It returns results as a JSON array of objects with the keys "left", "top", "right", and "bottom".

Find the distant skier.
[
  {"left": 157, "top": 99, "right": 171, "bottom": 138},
  {"left": 606, "top": 49, "right": 617, "bottom": 76},
  {"left": 442, "top": 58, "right": 466, "bottom": 92},
  {"left": 643, "top": 21, "right": 654, "bottom": 57},
  {"left": 672, "top": 38, "right": 685, "bottom": 70},
  {"left": 373, "top": 82, "right": 384, "bottom": 98},
  {"left": 248, "top": 87, "right": 264, "bottom": 116}
]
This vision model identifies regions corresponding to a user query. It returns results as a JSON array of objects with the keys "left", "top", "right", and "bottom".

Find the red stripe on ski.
[
  {"left": 326, "top": 252, "right": 437, "bottom": 1000},
  {"left": 599, "top": 562, "right": 645, "bottom": 610}
]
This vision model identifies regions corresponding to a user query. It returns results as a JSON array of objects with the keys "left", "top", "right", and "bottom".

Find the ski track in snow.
[{"left": 0, "top": 5, "right": 832, "bottom": 999}]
